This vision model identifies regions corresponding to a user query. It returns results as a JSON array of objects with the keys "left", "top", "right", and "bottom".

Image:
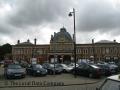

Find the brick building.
[{"left": 12, "top": 27, "right": 120, "bottom": 63}]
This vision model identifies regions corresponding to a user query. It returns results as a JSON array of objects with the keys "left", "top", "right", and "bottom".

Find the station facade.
[{"left": 12, "top": 27, "right": 120, "bottom": 63}]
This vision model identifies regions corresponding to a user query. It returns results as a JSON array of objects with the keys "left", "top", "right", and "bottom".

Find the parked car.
[
  {"left": 96, "top": 64, "right": 112, "bottom": 76},
  {"left": 20, "top": 60, "right": 29, "bottom": 68},
  {"left": 57, "top": 64, "right": 73, "bottom": 73},
  {"left": 71, "top": 63, "right": 102, "bottom": 78},
  {"left": 4, "top": 64, "right": 26, "bottom": 79},
  {"left": 68, "top": 63, "right": 79, "bottom": 69},
  {"left": 97, "top": 62, "right": 119, "bottom": 74},
  {"left": 13, "top": 60, "right": 19, "bottom": 64},
  {"left": 4, "top": 60, "right": 13, "bottom": 67},
  {"left": 26, "top": 64, "right": 47, "bottom": 76},
  {"left": 116, "top": 62, "right": 120, "bottom": 71},
  {"left": 42, "top": 63, "right": 63, "bottom": 74},
  {"left": 107, "top": 63, "right": 119, "bottom": 74}
]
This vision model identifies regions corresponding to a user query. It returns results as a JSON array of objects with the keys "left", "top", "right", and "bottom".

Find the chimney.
[
  {"left": 27, "top": 39, "right": 30, "bottom": 43},
  {"left": 113, "top": 40, "right": 116, "bottom": 42},
  {"left": 92, "top": 39, "right": 94, "bottom": 44},
  {"left": 34, "top": 38, "right": 37, "bottom": 45},
  {"left": 17, "top": 40, "right": 20, "bottom": 44}
]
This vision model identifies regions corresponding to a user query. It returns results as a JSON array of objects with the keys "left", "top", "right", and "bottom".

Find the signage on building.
[
  {"left": 51, "top": 58, "right": 57, "bottom": 63},
  {"left": 31, "top": 58, "right": 37, "bottom": 64},
  {"left": 106, "top": 57, "right": 110, "bottom": 60},
  {"left": 114, "top": 57, "right": 118, "bottom": 60}
]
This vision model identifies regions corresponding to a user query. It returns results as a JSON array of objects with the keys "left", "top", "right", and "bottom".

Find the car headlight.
[
  {"left": 19, "top": 69, "right": 26, "bottom": 74},
  {"left": 37, "top": 70, "right": 40, "bottom": 73},
  {"left": 7, "top": 69, "right": 14, "bottom": 74}
]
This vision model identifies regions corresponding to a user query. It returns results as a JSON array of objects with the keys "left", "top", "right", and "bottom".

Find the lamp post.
[
  {"left": 69, "top": 8, "right": 77, "bottom": 78},
  {"left": 92, "top": 39, "right": 95, "bottom": 63}
]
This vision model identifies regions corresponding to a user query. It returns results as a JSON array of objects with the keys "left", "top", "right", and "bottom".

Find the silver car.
[{"left": 4, "top": 64, "right": 26, "bottom": 79}]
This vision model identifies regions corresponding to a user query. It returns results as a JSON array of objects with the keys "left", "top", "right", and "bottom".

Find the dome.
[{"left": 51, "top": 27, "right": 73, "bottom": 43}]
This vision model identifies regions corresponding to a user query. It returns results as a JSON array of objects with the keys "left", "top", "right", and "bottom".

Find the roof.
[
  {"left": 51, "top": 27, "right": 73, "bottom": 43},
  {"left": 16, "top": 42, "right": 33, "bottom": 46},
  {"left": 95, "top": 40, "right": 118, "bottom": 44}
]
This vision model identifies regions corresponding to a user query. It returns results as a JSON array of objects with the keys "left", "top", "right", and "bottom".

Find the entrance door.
[{"left": 63, "top": 55, "right": 71, "bottom": 64}]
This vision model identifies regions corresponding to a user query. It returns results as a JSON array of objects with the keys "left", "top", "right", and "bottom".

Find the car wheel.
[
  {"left": 72, "top": 70, "right": 75, "bottom": 75},
  {"left": 63, "top": 69, "right": 66, "bottom": 73},
  {"left": 6, "top": 75, "right": 10, "bottom": 79},
  {"left": 32, "top": 73, "right": 36, "bottom": 76},
  {"left": 22, "top": 75, "right": 26, "bottom": 78},
  {"left": 89, "top": 73, "right": 93, "bottom": 78},
  {"left": 49, "top": 71, "right": 52, "bottom": 75},
  {"left": 51, "top": 71, "right": 54, "bottom": 75}
]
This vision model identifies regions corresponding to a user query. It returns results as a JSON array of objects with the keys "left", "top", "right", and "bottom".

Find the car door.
[
  {"left": 81, "top": 64, "right": 90, "bottom": 76},
  {"left": 76, "top": 64, "right": 85, "bottom": 75}
]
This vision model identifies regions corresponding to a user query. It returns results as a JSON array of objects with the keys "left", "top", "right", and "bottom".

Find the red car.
[{"left": 4, "top": 60, "right": 13, "bottom": 67}]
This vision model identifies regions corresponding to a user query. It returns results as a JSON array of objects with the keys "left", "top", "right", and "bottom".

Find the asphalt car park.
[
  {"left": 0, "top": 66, "right": 106, "bottom": 90},
  {"left": 0, "top": 62, "right": 120, "bottom": 90}
]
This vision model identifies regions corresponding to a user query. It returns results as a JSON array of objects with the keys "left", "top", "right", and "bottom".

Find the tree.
[{"left": 0, "top": 43, "right": 12, "bottom": 61}]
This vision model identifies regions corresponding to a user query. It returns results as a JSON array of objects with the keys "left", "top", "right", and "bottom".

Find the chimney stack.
[
  {"left": 113, "top": 40, "right": 116, "bottom": 42},
  {"left": 27, "top": 39, "right": 30, "bottom": 43},
  {"left": 34, "top": 38, "right": 37, "bottom": 45},
  {"left": 17, "top": 40, "right": 20, "bottom": 44},
  {"left": 92, "top": 39, "right": 94, "bottom": 44}
]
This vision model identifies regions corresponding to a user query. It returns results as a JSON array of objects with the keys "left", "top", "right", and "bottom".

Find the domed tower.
[{"left": 49, "top": 27, "right": 74, "bottom": 63}]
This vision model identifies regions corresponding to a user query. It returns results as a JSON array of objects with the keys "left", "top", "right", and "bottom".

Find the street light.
[
  {"left": 69, "top": 8, "right": 77, "bottom": 78},
  {"left": 92, "top": 39, "right": 95, "bottom": 63}
]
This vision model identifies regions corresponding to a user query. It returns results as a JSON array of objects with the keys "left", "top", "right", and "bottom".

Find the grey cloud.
[
  {"left": 8, "top": 0, "right": 73, "bottom": 28},
  {"left": 1, "top": 0, "right": 120, "bottom": 44},
  {"left": 0, "top": 22, "right": 12, "bottom": 35},
  {"left": 77, "top": 0, "right": 120, "bottom": 34}
]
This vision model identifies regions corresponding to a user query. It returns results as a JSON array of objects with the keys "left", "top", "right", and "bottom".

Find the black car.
[
  {"left": 20, "top": 60, "right": 29, "bottom": 68},
  {"left": 26, "top": 64, "right": 47, "bottom": 76},
  {"left": 96, "top": 64, "right": 112, "bottom": 76},
  {"left": 4, "top": 64, "right": 26, "bottom": 79},
  {"left": 107, "top": 63, "right": 119, "bottom": 74},
  {"left": 71, "top": 63, "right": 102, "bottom": 78},
  {"left": 42, "top": 63, "right": 63, "bottom": 75}
]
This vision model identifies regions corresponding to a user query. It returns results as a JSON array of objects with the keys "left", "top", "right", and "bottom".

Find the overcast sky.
[{"left": 0, "top": 0, "right": 120, "bottom": 45}]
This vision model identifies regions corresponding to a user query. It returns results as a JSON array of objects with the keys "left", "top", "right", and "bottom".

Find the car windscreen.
[
  {"left": 8, "top": 64, "right": 22, "bottom": 69},
  {"left": 90, "top": 65, "right": 99, "bottom": 69},
  {"left": 33, "top": 64, "right": 42, "bottom": 69},
  {"left": 49, "top": 64, "right": 59, "bottom": 68}
]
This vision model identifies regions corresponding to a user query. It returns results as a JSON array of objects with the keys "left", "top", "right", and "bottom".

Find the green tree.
[{"left": 0, "top": 43, "right": 12, "bottom": 61}]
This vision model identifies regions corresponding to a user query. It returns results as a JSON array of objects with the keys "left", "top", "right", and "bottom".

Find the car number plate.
[
  {"left": 37, "top": 71, "right": 40, "bottom": 73},
  {"left": 15, "top": 74, "right": 21, "bottom": 76}
]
